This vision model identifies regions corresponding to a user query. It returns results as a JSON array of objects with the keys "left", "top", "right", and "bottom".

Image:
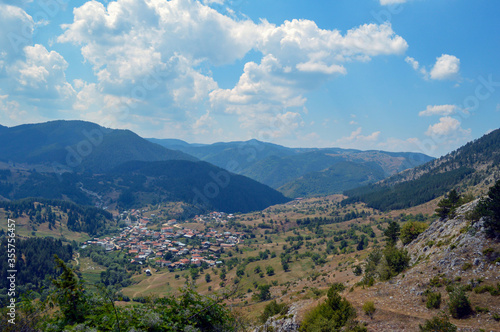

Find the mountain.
[
  {"left": 108, "top": 160, "right": 291, "bottom": 213},
  {"left": 0, "top": 159, "right": 290, "bottom": 215},
  {"left": 0, "top": 120, "right": 196, "bottom": 172},
  {"left": 343, "top": 128, "right": 500, "bottom": 210},
  {"left": 278, "top": 161, "right": 386, "bottom": 198},
  {"left": 149, "top": 138, "right": 433, "bottom": 195},
  {"left": 149, "top": 138, "right": 296, "bottom": 173},
  {"left": 0, "top": 121, "right": 289, "bottom": 214}
]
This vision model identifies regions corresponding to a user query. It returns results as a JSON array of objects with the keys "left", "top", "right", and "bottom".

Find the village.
[{"left": 83, "top": 209, "right": 245, "bottom": 273}]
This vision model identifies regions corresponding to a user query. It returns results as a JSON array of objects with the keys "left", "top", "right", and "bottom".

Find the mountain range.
[
  {"left": 0, "top": 121, "right": 289, "bottom": 213},
  {"left": 11, "top": 120, "right": 499, "bottom": 215},
  {"left": 149, "top": 138, "right": 433, "bottom": 197}
]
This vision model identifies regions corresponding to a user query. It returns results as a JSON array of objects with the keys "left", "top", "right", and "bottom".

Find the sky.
[{"left": 0, "top": 0, "right": 499, "bottom": 157}]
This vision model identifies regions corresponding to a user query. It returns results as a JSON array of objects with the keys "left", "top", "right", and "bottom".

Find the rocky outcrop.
[
  {"left": 253, "top": 303, "right": 301, "bottom": 332},
  {"left": 406, "top": 200, "right": 499, "bottom": 279}
]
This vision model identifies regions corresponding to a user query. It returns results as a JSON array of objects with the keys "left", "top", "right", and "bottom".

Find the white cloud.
[
  {"left": 419, "top": 104, "right": 457, "bottom": 117},
  {"left": 405, "top": 56, "right": 419, "bottom": 71},
  {"left": 335, "top": 127, "right": 381, "bottom": 148},
  {"left": 0, "top": 3, "right": 34, "bottom": 67},
  {"left": 425, "top": 116, "right": 470, "bottom": 138},
  {"left": 8, "top": 44, "right": 75, "bottom": 101},
  {"left": 430, "top": 54, "right": 460, "bottom": 80},
  {"left": 406, "top": 54, "right": 460, "bottom": 81},
  {"left": 404, "top": 55, "right": 430, "bottom": 78},
  {"left": 0, "top": 93, "right": 46, "bottom": 126},
  {"left": 377, "top": 136, "right": 421, "bottom": 152},
  {"left": 192, "top": 111, "right": 216, "bottom": 135},
  {"left": 380, "top": 0, "right": 407, "bottom": 5},
  {"left": 211, "top": 21, "right": 406, "bottom": 136},
  {"left": 55, "top": 0, "right": 407, "bottom": 139}
]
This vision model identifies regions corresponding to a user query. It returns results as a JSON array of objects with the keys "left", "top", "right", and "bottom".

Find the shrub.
[
  {"left": 259, "top": 300, "right": 289, "bottom": 323},
  {"left": 300, "top": 284, "right": 364, "bottom": 331},
  {"left": 253, "top": 284, "right": 271, "bottom": 302},
  {"left": 475, "top": 306, "right": 489, "bottom": 313},
  {"left": 448, "top": 288, "right": 473, "bottom": 319},
  {"left": 426, "top": 292, "right": 442, "bottom": 309},
  {"left": 400, "top": 221, "right": 428, "bottom": 245},
  {"left": 353, "top": 265, "right": 363, "bottom": 276},
  {"left": 382, "top": 245, "right": 410, "bottom": 277},
  {"left": 419, "top": 313, "right": 457, "bottom": 332},
  {"left": 362, "top": 301, "right": 376, "bottom": 319}
]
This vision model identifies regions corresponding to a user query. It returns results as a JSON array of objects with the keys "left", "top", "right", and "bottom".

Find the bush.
[
  {"left": 300, "top": 284, "right": 364, "bottom": 332},
  {"left": 426, "top": 292, "right": 442, "bottom": 309},
  {"left": 381, "top": 246, "right": 410, "bottom": 280},
  {"left": 448, "top": 288, "right": 473, "bottom": 318},
  {"left": 362, "top": 301, "right": 376, "bottom": 319},
  {"left": 400, "top": 221, "right": 428, "bottom": 245},
  {"left": 253, "top": 284, "right": 271, "bottom": 302},
  {"left": 352, "top": 265, "right": 363, "bottom": 276},
  {"left": 419, "top": 313, "right": 457, "bottom": 332},
  {"left": 259, "top": 300, "right": 289, "bottom": 323}
]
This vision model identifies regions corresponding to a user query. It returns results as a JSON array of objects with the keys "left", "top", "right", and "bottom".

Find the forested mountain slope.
[{"left": 344, "top": 128, "right": 500, "bottom": 210}]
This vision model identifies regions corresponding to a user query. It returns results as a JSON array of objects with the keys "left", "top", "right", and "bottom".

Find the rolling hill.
[
  {"left": 0, "top": 120, "right": 196, "bottom": 172},
  {"left": 149, "top": 138, "right": 434, "bottom": 196},
  {"left": 343, "top": 128, "right": 500, "bottom": 210}
]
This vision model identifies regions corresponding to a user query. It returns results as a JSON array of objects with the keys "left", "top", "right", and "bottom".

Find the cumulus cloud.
[
  {"left": 406, "top": 54, "right": 460, "bottom": 81},
  {"left": 419, "top": 104, "right": 458, "bottom": 117},
  {"left": 0, "top": 3, "right": 34, "bottom": 68},
  {"left": 425, "top": 116, "right": 470, "bottom": 138},
  {"left": 430, "top": 54, "right": 460, "bottom": 80},
  {"left": 39, "top": 0, "right": 407, "bottom": 138},
  {"left": 0, "top": 4, "right": 75, "bottom": 117},
  {"left": 211, "top": 20, "right": 406, "bottom": 135},
  {"left": 10, "top": 45, "right": 75, "bottom": 100}
]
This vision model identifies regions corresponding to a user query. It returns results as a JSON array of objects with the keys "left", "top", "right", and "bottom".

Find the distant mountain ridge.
[
  {"left": 343, "top": 128, "right": 500, "bottom": 210},
  {"left": 0, "top": 120, "right": 196, "bottom": 172},
  {"left": 0, "top": 120, "right": 290, "bottom": 214},
  {"left": 149, "top": 138, "right": 434, "bottom": 197}
]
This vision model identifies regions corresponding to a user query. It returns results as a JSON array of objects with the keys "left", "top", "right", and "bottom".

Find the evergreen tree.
[
  {"left": 476, "top": 179, "right": 500, "bottom": 236},
  {"left": 384, "top": 220, "right": 400, "bottom": 246},
  {"left": 51, "top": 255, "right": 88, "bottom": 325}
]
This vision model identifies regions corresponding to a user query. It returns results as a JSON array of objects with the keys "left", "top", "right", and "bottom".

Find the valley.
[{"left": 0, "top": 121, "right": 499, "bottom": 331}]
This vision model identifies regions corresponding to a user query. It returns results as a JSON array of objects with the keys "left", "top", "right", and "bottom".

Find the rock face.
[
  {"left": 405, "top": 200, "right": 496, "bottom": 277},
  {"left": 253, "top": 303, "right": 301, "bottom": 332},
  {"left": 345, "top": 200, "right": 500, "bottom": 331}
]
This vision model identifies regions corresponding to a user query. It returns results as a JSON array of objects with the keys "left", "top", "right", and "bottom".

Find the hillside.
[
  {"left": 0, "top": 120, "right": 196, "bottom": 172},
  {"left": 0, "top": 198, "right": 115, "bottom": 237},
  {"left": 344, "top": 200, "right": 500, "bottom": 331},
  {"left": 0, "top": 159, "right": 290, "bottom": 215},
  {"left": 149, "top": 138, "right": 433, "bottom": 195},
  {"left": 108, "top": 160, "right": 291, "bottom": 213},
  {"left": 344, "top": 128, "right": 500, "bottom": 210},
  {"left": 278, "top": 161, "right": 386, "bottom": 198}
]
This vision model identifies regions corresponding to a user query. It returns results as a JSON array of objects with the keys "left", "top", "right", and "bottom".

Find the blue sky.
[{"left": 0, "top": 0, "right": 499, "bottom": 157}]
